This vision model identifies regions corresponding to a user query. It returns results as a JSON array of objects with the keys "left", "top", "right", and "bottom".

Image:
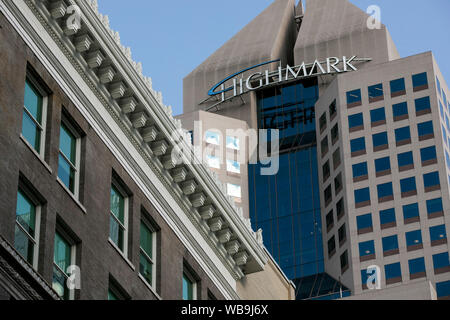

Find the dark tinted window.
[{"left": 347, "top": 89, "right": 362, "bottom": 105}]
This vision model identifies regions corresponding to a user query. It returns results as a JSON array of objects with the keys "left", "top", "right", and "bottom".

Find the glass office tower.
[
  {"left": 249, "top": 78, "right": 350, "bottom": 299},
  {"left": 249, "top": 78, "right": 321, "bottom": 279}
]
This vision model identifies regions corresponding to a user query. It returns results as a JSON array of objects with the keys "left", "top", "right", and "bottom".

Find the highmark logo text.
[
  {"left": 170, "top": 122, "right": 280, "bottom": 176},
  {"left": 207, "top": 55, "right": 371, "bottom": 105}
]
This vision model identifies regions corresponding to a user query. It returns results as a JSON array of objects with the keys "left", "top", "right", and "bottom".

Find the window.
[
  {"left": 206, "top": 155, "right": 220, "bottom": 169},
  {"left": 324, "top": 185, "right": 332, "bottom": 206},
  {"left": 403, "top": 203, "right": 420, "bottom": 224},
  {"left": 382, "top": 235, "right": 399, "bottom": 256},
  {"left": 22, "top": 77, "right": 47, "bottom": 155},
  {"left": 15, "top": 188, "right": 40, "bottom": 268},
  {"left": 333, "top": 149, "right": 341, "bottom": 169},
  {"left": 368, "top": 83, "right": 384, "bottom": 102},
  {"left": 415, "top": 96, "right": 431, "bottom": 115},
  {"left": 352, "top": 162, "right": 368, "bottom": 182},
  {"left": 390, "top": 78, "right": 406, "bottom": 97},
  {"left": 336, "top": 198, "right": 345, "bottom": 220},
  {"left": 321, "top": 136, "right": 329, "bottom": 157},
  {"left": 436, "top": 281, "right": 450, "bottom": 300},
  {"left": 359, "top": 240, "right": 375, "bottom": 261},
  {"left": 347, "top": 89, "right": 362, "bottom": 107},
  {"left": 227, "top": 183, "right": 242, "bottom": 201},
  {"left": 397, "top": 151, "right": 414, "bottom": 171},
  {"left": 380, "top": 208, "right": 396, "bottom": 229},
  {"left": 110, "top": 183, "right": 129, "bottom": 254},
  {"left": 208, "top": 290, "right": 217, "bottom": 301},
  {"left": 372, "top": 132, "right": 388, "bottom": 151},
  {"left": 350, "top": 137, "right": 366, "bottom": 156},
  {"left": 338, "top": 224, "right": 346, "bottom": 246},
  {"left": 412, "top": 72, "right": 428, "bottom": 91},
  {"left": 52, "top": 232, "right": 75, "bottom": 300},
  {"left": 433, "top": 252, "right": 450, "bottom": 274},
  {"left": 377, "top": 182, "right": 394, "bottom": 203},
  {"left": 348, "top": 113, "right": 364, "bottom": 132},
  {"left": 354, "top": 187, "right": 370, "bottom": 208},
  {"left": 108, "top": 279, "right": 128, "bottom": 300},
  {"left": 140, "top": 219, "right": 157, "bottom": 288},
  {"left": 427, "top": 198, "right": 444, "bottom": 218},
  {"left": 183, "top": 269, "right": 197, "bottom": 300},
  {"left": 375, "top": 156, "right": 391, "bottom": 177},
  {"left": 447, "top": 152, "right": 450, "bottom": 169},
  {"left": 392, "top": 102, "right": 408, "bottom": 121},
  {"left": 326, "top": 210, "right": 334, "bottom": 231},
  {"left": 400, "top": 177, "right": 417, "bottom": 197},
  {"left": 420, "top": 146, "right": 437, "bottom": 166},
  {"left": 323, "top": 161, "right": 330, "bottom": 182},
  {"left": 328, "top": 236, "right": 336, "bottom": 257},
  {"left": 329, "top": 99, "right": 337, "bottom": 119},
  {"left": 205, "top": 131, "right": 220, "bottom": 145},
  {"left": 361, "top": 270, "right": 369, "bottom": 290},
  {"left": 340, "top": 251, "right": 349, "bottom": 274},
  {"left": 405, "top": 230, "right": 423, "bottom": 251},
  {"left": 334, "top": 173, "right": 343, "bottom": 195},
  {"left": 226, "top": 136, "right": 240, "bottom": 150},
  {"left": 226, "top": 159, "right": 240, "bottom": 174},
  {"left": 436, "top": 76, "right": 442, "bottom": 97},
  {"left": 331, "top": 124, "right": 339, "bottom": 144},
  {"left": 409, "top": 257, "right": 426, "bottom": 279},
  {"left": 58, "top": 119, "right": 81, "bottom": 197},
  {"left": 357, "top": 214, "right": 373, "bottom": 234},
  {"left": 430, "top": 225, "right": 447, "bottom": 246},
  {"left": 417, "top": 121, "right": 434, "bottom": 141},
  {"left": 395, "top": 126, "right": 411, "bottom": 146},
  {"left": 188, "top": 130, "right": 193, "bottom": 145},
  {"left": 440, "top": 102, "right": 446, "bottom": 117},
  {"left": 319, "top": 112, "right": 327, "bottom": 132},
  {"left": 385, "top": 262, "right": 402, "bottom": 284},
  {"left": 108, "top": 290, "right": 119, "bottom": 300},
  {"left": 423, "top": 171, "right": 440, "bottom": 192},
  {"left": 370, "top": 107, "right": 386, "bottom": 126}
]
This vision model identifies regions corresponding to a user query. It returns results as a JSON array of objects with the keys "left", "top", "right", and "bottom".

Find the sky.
[{"left": 98, "top": 0, "right": 450, "bottom": 116}]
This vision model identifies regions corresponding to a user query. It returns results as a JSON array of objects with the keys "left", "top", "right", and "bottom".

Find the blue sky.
[{"left": 98, "top": 0, "right": 450, "bottom": 116}]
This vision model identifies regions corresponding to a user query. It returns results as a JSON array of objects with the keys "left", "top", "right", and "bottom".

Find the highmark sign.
[{"left": 204, "top": 56, "right": 371, "bottom": 110}]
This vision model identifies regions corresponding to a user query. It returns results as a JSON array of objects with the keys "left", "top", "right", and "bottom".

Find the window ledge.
[
  {"left": 56, "top": 178, "right": 87, "bottom": 214},
  {"left": 138, "top": 274, "right": 162, "bottom": 300},
  {"left": 108, "top": 238, "right": 136, "bottom": 271},
  {"left": 20, "top": 135, "right": 52, "bottom": 174}
]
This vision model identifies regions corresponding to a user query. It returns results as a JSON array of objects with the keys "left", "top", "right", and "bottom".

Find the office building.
[{"left": 180, "top": 0, "right": 450, "bottom": 299}]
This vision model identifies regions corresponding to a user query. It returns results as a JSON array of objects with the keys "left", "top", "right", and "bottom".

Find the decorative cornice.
[
  {"left": 0, "top": 236, "right": 60, "bottom": 300},
  {"left": 6, "top": 0, "right": 268, "bottom": 289}
]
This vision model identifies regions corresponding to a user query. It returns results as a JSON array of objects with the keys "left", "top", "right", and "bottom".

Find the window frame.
[
  {"left": 390, "top": 78, "right": 406, "bottom": 97},
  {"left": 412, "top": 72, "right": 428, "bottom": 91},
  {"left": 370, "top": 107, "right": 386, "bottom": 127},
  {"left": 109, "top": 181, "right": 129, "bottom": 256},
  {"left": 368, "top": 83, "right": 384, "bottom": 102},
  {"left": 22, "top": 74, "right": 49, "bottom": 158},
  {"left": 58, "top": 116, "right": 82, "bottom": 199},
  {"left": 182, "top": 268, "right": 198, "bottom": 301},
  {"left": 15, "top": 186, "right": 41, "bottom": 270},
  {"left": 139, "top": 216, "right": 157, "bottom": 290},
  {"left": 52, "top": 228, "right": 77, "bottom": 300},
  {"left": 382, "top": 235, "right": 399, "bottom": 256}
]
